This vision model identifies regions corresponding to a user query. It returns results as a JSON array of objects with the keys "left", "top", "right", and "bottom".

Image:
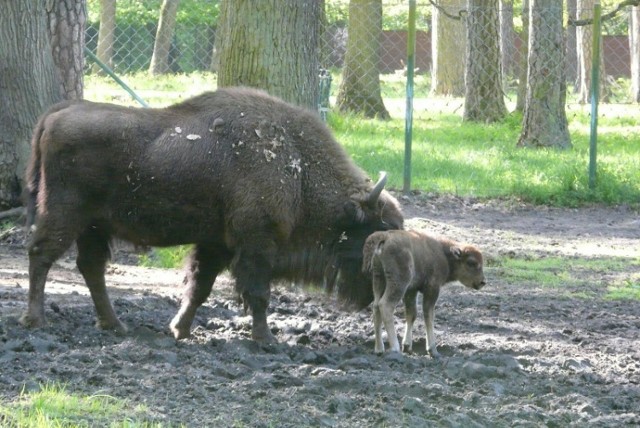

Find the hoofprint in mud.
[{"left": 1, "top": 196, "right": 639, "bottom": 427}]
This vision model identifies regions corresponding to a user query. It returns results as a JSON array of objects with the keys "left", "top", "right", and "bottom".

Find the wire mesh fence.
[{"left": 84, "top": 1, "right": 639, "bottom": 118}]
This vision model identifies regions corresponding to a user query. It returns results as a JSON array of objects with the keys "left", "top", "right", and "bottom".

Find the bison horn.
[{"left": 366, "top": 172, "right": 387, "bottom": 205}]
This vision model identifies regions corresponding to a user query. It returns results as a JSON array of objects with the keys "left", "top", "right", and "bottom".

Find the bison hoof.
[
  {"left": 20, "top": 312, "right": 45, "bottom": 328},
  {"left": 252, "top": 328, "right": 277, "bottom": 344},
  {"left": 96, "top": 319, "right": 128, "bottom": 335}
]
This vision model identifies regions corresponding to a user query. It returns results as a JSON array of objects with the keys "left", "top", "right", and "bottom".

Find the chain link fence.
[{"left": 84, "top": 1, "right": 639, "bottom": 117}]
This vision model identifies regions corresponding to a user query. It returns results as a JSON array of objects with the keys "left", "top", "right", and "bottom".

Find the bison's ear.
[
  {"left": 365, "top": 172, "right": 387, "bottom": 207},
  {"left": 450, "top": 246, "right": 463, "bottom": 259}
]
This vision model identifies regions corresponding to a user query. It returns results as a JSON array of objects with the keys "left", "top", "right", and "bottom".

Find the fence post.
[
  {"left": 588, "top": 1, "right": 601, "bottom": 190},
  {"left": 403, "top": 0, "right": 417, "bottom": 194},
  {"left": 84, "top": 47, "right": 149, "bottom": 108}
]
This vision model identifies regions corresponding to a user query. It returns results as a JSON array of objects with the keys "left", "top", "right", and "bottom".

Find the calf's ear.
[{"left": 450, "top": 246, "right": 462, "bottom": 259}]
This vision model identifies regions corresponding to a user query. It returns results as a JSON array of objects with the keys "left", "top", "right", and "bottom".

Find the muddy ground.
[{"left": 1, "top": 195, "right": 639, "bottom": 427}]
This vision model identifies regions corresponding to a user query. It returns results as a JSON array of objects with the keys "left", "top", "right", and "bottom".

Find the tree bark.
[
  {"left": 463, "top": 0, "right": 507, "bottom": 122},
  {"left": 516, "top": 0, "right": 529, "bottom": 112},
  {"left": 93, "top": 0, "right": 116, "bottom": 74},
  {"left": 430, "top": 0, "right": 466, "bottom": 96},
  {"left": 150, "top": 0, "right": 180, "bottom": 75},
  {"left": 47, "top": 0, "right": 86, "bottom": 100},
  {"left": 0, "top": 1, "right": 63, "bottom": 208},
  {"left": 336, "top": 0, "right": 389, "bottom": 119},
  {"left": 566, "top": 0, "right": 578, "bottom": 89},
  {"left": 631, "top": 6, "right": 640, "bottom": 102},
  {"left": 576, "top": 0, "right": 607, "bottom": 103},
  {"left": 499, "top": 0, "right": 516, "bottom": 84},
  {"left": 517, "top": 0, "right": 571, "bottom": 149},
  {"left": 216, "top": 0, "right": 320, "bottom": 110}
]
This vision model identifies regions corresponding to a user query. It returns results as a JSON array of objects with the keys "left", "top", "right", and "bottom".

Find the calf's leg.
[
  {"left": 422, "top": 286, "right": 441, "bottom": 358},
  {"left": 76, "top": 226, "right": 125, "bottom": 333},
  {"left": 402, "top": 288, "right": 418, "bottom": 352},
  {"left": 371, "top": 267, "right": 386, "bottom": 353},
  {"left": 170, "top": 245, "right": 232, "bottom": 339}
]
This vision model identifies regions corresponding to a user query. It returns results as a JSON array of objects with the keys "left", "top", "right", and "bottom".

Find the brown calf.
[{"left": 362, "top": 230, "right": 486, "bottom": 357}]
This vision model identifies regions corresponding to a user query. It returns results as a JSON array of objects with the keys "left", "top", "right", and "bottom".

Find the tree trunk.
[
  {"left": 576, "top": 0, "right": 607, "bottom": 103},
  {"left": 47, "top": 0, "right": 86, "bottom": 100},
  {"left": 566, "top": 0, "right": 578, "bottom": 89},
  {"left": 631, "top": 6, "right": 640, "bottom": 102},
  {"left": 93, "top": 0, "right": 116, "bottom": 74},
  {"left": 430, "top": 0, "right": 466, "bottom": 96},
  {"left": 150, "top": 0, "right": 180, "bottom": 75},
  {"left": 516, "top": 0, "right": 529, "bottom": 112},
  {"left": 463, "top": 0, "right": 507, "bottom": 122},
  {"left": 216, "top": 0, "right": 320, "bottom": 110},
  {"left": 499, "top": 0, "right": 516, "bottom": 85},
  {"left": 517, "top": 0, "right": 571, "bottom": 149},
  {"left": 336, "top": 0, "right": 389, "bottom": 119},
  {"left": 0, "top": 1, "right": 63, "bottom": 208}
]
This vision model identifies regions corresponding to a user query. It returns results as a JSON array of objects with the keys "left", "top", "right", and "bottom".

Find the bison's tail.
[
  {"left": 361, "top": 232, "right": 386, "bottom": 273},
  {"left": 23, "top": 116, "right": 46, "bottom": 231}
]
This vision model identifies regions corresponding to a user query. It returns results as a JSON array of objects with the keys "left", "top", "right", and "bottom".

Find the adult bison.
[{"left": 21, "top": 87, "right": 404, "bottom": 343}]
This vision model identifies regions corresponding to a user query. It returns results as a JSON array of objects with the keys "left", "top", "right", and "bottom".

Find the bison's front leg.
[
  {"left": 233, "top": 251, "right": 276, "bottom": 343},
  {"left": 170, "top": 245, "right": 231, "bottom": 339},
  {"left": 76, "top": 229, "right": 127, "bottom": 334}
]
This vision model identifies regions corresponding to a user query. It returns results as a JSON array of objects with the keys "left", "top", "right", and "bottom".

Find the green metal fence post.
[
  {"left": 403, "top": 0, "right": 417, "bottom": 194},
  {"left": 84, "top": 47, "right": 149, "bottom": 108},
  {"left": 588, "top": 2, "right": 602, "bottom": 189}
]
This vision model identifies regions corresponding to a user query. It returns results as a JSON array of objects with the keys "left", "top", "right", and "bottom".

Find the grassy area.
[
  {"left": 85, "top": 71, "right": 640, "bottom": 207},
  {"left": 493, "top": 256, "right": 640, "bottom": 300},
  {"left": 0, "top": 383, "right": 166, "bottom": 428}
]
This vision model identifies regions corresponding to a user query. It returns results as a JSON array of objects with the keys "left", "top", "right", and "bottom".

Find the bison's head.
[
  {"left": 451, "top": 245, "right": 486, "bottom": 290},
  {"left": 329, "top": 173, "right": 404, "bottom": 309}
]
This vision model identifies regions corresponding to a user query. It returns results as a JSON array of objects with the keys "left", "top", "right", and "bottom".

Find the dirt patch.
[{"left": 1, "top": 196, "right": 639, "bottom": 426}]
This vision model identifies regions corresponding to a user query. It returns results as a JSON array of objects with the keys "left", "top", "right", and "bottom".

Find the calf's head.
[{"left": 450, "top": 245, "right": 486, "bottom": 290}]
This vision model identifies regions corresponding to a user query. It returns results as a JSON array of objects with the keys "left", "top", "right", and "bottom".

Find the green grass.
[
  {"left": 0, "top": 383, "right": 167, "bottom": 428},
  {"left": 139, "top": 246, "right": 192, "bottom": 269},
  {"left": 330, "top": 108, "right": 640, "bottom": 206},
  {"left": 85, "top": 71, "right": 640, "bottom": 207},
  {"left": 493, "top": 256, "right": 640, "bottom": 300}
]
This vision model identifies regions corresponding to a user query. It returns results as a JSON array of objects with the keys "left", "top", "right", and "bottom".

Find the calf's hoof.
[
  {"left": 20, "top": 312, "right": 45, "bottom": 328},
  {"left": 169, "top": 317, "right": 191, "bottom": 340},
  {"left": 428, "top": 348, "right": 441, "bottom": 359}
]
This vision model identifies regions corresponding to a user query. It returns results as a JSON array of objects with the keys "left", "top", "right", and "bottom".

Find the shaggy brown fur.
[
  {"left": 363, "top": 230, "right": 485, "bottom": 356},
  {"left": 21, "top": 87, "right": 403, "bottom": 343}
]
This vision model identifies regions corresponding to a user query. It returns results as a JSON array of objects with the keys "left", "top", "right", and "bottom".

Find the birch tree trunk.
[
  {"left": 336, "top": 0, "right": 389, "bottom": 119},
  {"left": 216, "top": 0, "right": 320, "bottom": 109},
  {"left": 150, "top": 0, "right": 180, "bottom": 75},
  {"left": 631, "top": 6, "right": 640, "bottom": 102},
  {"left": 430, "top": 0, "right": 466, "bottom": 96},
  {"left": 463, "top": 0, "right": 507, "bottom": 122},
  {"left": 517, "top": 0, "right": 571, "bottom": 149},
  {"left": 93, "top": 0, "right": 116, "bottom": 74}
]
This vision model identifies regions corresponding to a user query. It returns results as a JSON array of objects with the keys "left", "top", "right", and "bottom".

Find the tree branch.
[
  {"left": 568, "top": 0, "right": 640, "bottom": 26},
  {"left": 0, "top": 207, "right": 25, "bottom": 220},
  {"left": 428, "top": 0, "right": 466, "bottom": 21}
]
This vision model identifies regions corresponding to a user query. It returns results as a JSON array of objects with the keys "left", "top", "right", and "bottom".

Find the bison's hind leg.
[
  {"left": 21, "top": 217, "right": 81, "bottom": 328},
  {"left": 401, "top": 288, "right": 418, "bottom": 353},
  {"left": 76, "top": 226, "right": 126, "bottom": 334}
]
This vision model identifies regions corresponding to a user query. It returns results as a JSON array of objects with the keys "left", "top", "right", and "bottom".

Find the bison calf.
[{"left": 362, "top": 230, "right": 486, "bottom": 357}]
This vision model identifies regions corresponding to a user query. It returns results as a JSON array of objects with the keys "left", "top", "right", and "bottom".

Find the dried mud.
[{"left": 1, "top": 195, "right": 639, "bottom": 427}]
